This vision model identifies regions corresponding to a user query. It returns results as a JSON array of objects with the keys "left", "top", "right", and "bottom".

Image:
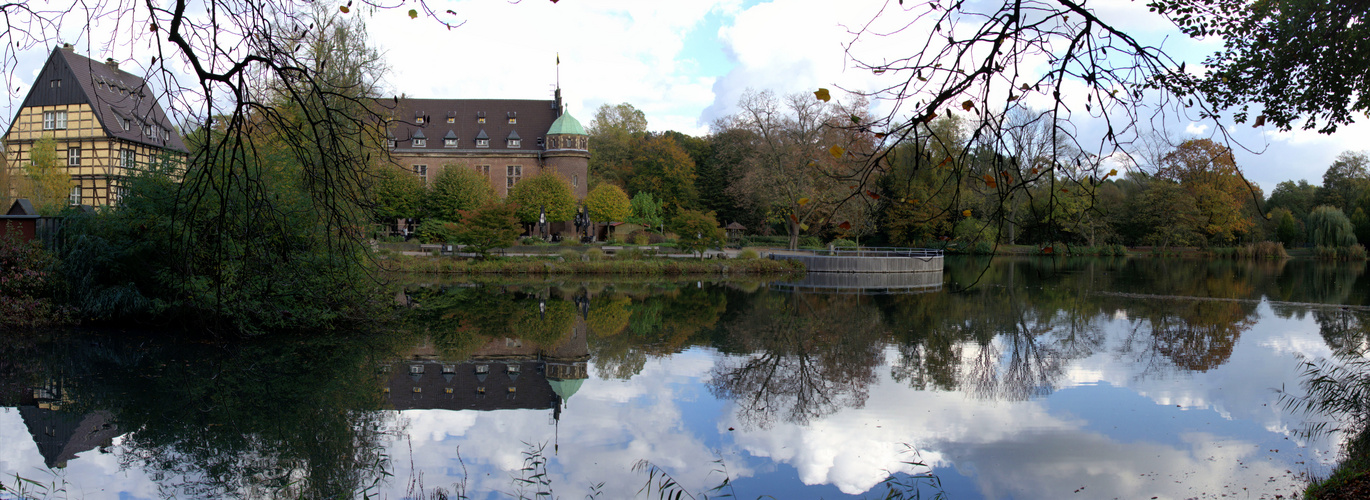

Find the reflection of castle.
[
  {"left": 12, "top": 379, "right": 119, "bottom": 469},
  {"left": 382, "top": 318, "right": 590, "bottom": 418}
]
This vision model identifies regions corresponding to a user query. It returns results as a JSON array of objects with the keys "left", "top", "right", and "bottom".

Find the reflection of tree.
[
  {"left": 400, "top": 285, "right": 577, "bottom": 358},
  {"left": 881, "top": 258, "right": 1108, "bottom": 400},
  {"left": 590, "top": 287, "right": 727, "bottom": 380},
  {"left": 1313, "top": 309, "right": 1370, "bottom": 357},
  {"left": 1121, "top": 299, "right": 1257, "bottom": 373},
  {"left": 708, "top": 293, "right": 884, "bottom": 429},
  {"left": 3, "top": 331, "right": 401, "bottom": 499}
]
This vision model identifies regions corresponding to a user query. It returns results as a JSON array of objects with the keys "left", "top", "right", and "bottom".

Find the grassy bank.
[{"left": 381, "top": 254, "right": 806, "bottom": 277}]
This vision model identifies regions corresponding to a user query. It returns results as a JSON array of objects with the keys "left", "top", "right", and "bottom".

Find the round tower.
[{"left": 543, "top": 111, "right": 590, "bottom": 199}]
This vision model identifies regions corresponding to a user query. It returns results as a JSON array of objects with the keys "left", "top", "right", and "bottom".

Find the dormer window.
[
  {"left": 413, "top": 138, "right": 426, "bottom": 147},
  {"left": 447, "top": 117, "right": 455, "bottom": 123},
  {"left": 507, "top": 111, "right": 517, "bottom": 124},
  {"left": 476, "top": 139, "right": 489, "bottom": 148},
  {"left": 50, "top": 79, "right": 61, "bottom": 88},
  {"left": 444, "top": 138, "right": 457, "bottom": 147},
  {"left": 508, "top": 139, "right": 520, "bottom": 148},
  {"left": 122, "top": 118, "right": 131, "bottom": 131},
  {"left": 387, "top": 139, "right": 396, "bottom": 148},
  {"left": 477, "top": 111, "right": 486, "bottom": 124},
  {"left": 414, "top": 111, "right": 426, "bottom": 124},
  {"left": 478, "top": 117, "right": 486, "bottom": 124},
  {"left": 506, "top": 130, "right": 521, "bottom": 149}
]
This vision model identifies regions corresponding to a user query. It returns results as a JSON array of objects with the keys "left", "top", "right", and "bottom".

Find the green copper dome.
[
  {"left": 548, "top": 377, "right": 584, "bottom": 401},
  {"left": 547, "top": 112, "right": 587, "bottom": 136}
]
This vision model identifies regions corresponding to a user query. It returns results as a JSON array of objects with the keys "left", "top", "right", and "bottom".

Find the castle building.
[
  {"left": 382, "top": 89, "right": 589, "bottom": 200},
  {"left": 3, "top": 44, "right": 188, "bottom": 207}
]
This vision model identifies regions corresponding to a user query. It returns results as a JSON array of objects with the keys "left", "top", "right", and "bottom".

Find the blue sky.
[{"left": 3, "top": 0, "right": 1366, "bottom": 194}]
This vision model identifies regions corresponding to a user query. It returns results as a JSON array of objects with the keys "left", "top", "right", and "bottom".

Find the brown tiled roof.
[
  {"left": 379, "top": 98, "right": 560, "bottom": 152},
  {"left": 8, "top": 46, "right": 188, "bottom": 153}
]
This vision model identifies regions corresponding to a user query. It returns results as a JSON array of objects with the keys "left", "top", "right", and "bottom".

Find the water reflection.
[
  {"left": 708, "top": 293, "right": 883, "bottom": 429},
  {"left": 0, "top": 331, "right": 401, "bottom": 499},
  {"left": 3, "top": 258, "right": 1369, "bottom": 498}
]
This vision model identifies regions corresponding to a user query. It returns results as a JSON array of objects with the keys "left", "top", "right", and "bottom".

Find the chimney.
[
  {"left": 105, "top": 58, "right": 119, "bottom": 71},
  {"left": 61, "top": 43, "right": 74, "bottom": 52}
]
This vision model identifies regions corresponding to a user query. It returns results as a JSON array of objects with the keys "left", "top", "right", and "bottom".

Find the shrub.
[
  {"left": 630, "top": 231, "right": 650, "bottom": 245},
  {"left": 617, "top": 247, "right": 644, "bottom": 260},
  {"left": 671, "top": 210, "right": 725, "bottom": 257},
  {"left": 0, "top": 231, "right": 70, "bottom": 328},
  {"left": 521, "top": 237, "right": 542, "bottom": 245},
  {"left": 972, "top": 240, "right": 995, "bottom": 255},
  {"left": 452, "top": 203, "right": 521, "bottom": 257},
  {"left": 737, "top": 248, "right": 761, "bottom": 260},
  {"left": 799, "top": 236, "right": 822, "bottom": 248},
  {"left": 585, "top": 248, "right": 606, "bottom": 261},
  {"left": 558, "top": 249, "right": 581, "bottom": 262},
  {"left": 416, "top": 219, "right": 457, "bottom": 244},
  {"left": 559, "top": 238, "right": 580, "bottom": 247},
  {"left": 830, "top": 238, "right": 857, "bottom": 249}
]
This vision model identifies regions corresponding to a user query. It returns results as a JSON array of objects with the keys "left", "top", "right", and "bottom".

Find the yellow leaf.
[
  {"left": 800, "top": 223, "right": 809, "bottom": 231},
  {"left": 829, "top": 145, "right": 845, "bottom": 159},
  {"left": 408, "top": 8, "right": 418, "bottom": 18},
  {"left": 798, "top": 197, "right": 810, "bottom": 207},
  {"left": 962, "top": 209, "right": 973, "bottom": 217},
  {"left": 962, "top": 100, "right": 974, "bottom": 111},
  {"left": 339, "top": 5, "right": 349, "bottom": 13},
  {"left": 814, "top": 88, "right": 831, "bottom": 102},
  {"left": 1108, "top": 168, "right": 1118, "bottom": 176}
]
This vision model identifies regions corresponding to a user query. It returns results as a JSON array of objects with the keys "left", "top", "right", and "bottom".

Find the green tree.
[
  {"left": 1267, "top": 180, "right": 1319, "bottom": 222},
  {"left": 1319, "top": 151, "right": 1370, "bottom": 211},
  {"left": 425, "top": 165, "right": 494, "bottom": 221},
  {"left": 626, "top": 134, "right": 698, "bottom": 214},
  {"left": 1308, "top": 205, "right": 1357, "bottom": 247},
  {"left": 588, "top": 103, "right": 648, "bottom": 187},
  {"left": 507, "top": 171, "right": 575, "bottom": 224},
  {"left": 585, "top": 184, "right": 631, "bottom": 223},
  {"left": 372, "top": 167, "right": 425, "bottom": 222},
  {"left": 454, "top": 203, "right": 520, "bottom": 257},
  {"left": 1159, "top": 0, "right": 1370, "bottom": 133},
  {"left": 627, "top": 192, "right": 664, "bottom": 231},
  {"left": 17, "top": 136, "right": 74, "bottom": 215},
  {"left": 1272, "top": 208, "right": 1302, "bottom": 247},
  {"left": 671, "top": 209, "right": 724, "bottom": 258}
]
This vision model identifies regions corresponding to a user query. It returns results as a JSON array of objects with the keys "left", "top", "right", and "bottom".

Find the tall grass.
[
  {"left": 1213, "top": 241, "right": 1290, "bottom": 260},
  {"left": 1313, "top": 244, "right": 1368, "bottom": 261}
]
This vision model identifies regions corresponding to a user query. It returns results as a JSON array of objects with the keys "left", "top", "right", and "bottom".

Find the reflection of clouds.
[
  {"left": 0, "top": 410, "right": 161, "bottom": 500},
  {"left": 945, "top": 430, "right": 1301, "bottom": 499},
  {"left": 390, "top": 352, "right": 733, "bottom": 497}
]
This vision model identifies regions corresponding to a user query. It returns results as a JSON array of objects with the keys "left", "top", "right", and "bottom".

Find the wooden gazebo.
[{"left": 725, "top": 222, "right": 746, "bottom": 241}]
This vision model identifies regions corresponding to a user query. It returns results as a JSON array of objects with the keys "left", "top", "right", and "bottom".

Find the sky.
[{"left": 3, "top": 0, "right": 1368, "bottom": 194}]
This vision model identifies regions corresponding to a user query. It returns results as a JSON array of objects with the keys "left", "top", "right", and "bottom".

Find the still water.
[{"left": 3, "top": 256, "right": 1369, "bottom": 499}]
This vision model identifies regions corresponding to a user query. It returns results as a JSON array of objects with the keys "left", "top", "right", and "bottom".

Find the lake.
[{"left": 2, "top": 256, "right": 1367, "bottom": 499}]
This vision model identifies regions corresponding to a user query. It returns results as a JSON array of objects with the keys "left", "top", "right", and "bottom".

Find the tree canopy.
[{"left": 507, "top": 171, "right": 576, "bottom": 224}]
